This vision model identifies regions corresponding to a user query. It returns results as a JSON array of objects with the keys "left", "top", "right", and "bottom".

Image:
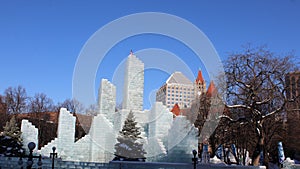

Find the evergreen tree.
[
  {"left": 114, "top": 111, "right": 146, "bottom": 161},
  {"left": 3, "top": 116, "right": 22, "bottom": 141},
  {"left": 0, "top": 116, "right": 24, "bottom": 156}
]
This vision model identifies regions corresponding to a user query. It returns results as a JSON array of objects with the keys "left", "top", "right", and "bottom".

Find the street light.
[
  {"left": 27, "top": 142, "right": 35, "bottom": 168},
  {"left": 18, "top": 142, "right": 42, "bottom": 169},
  {"left": 18, "top": 149, "right": 24, "bottom": 168},
  {"left": 192, "top": 149, "right": 198, "bottom": 169},
  {"left": 50, "top": 146, "right": 57, "bottom": 169}
]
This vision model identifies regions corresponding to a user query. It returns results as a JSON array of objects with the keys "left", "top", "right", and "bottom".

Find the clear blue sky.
[{"left": 0, "top": 0, "right": 299, "bottom": 110}]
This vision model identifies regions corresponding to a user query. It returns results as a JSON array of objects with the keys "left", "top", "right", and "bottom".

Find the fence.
[{"left": 0, "top": 156, "right": 267, "bottom": 169}]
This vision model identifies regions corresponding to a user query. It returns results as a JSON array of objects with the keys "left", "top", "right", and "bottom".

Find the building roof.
[
  {"left": 195, "top": 70, "right": 205, "bottom": 83},
  {"left": 206, "top": 81, "right": 217, "bottom": 97},
  {"left": 16, "top": 111, "right": 59, "bottom": 123},
  {"left": 171, "top": 103, "right": 181, "bottom": 116},
  {"left": 166, "top": 72, "right": 193, "bottom": 85},
  {"left": 16, "top": 111, "right": 93, "bottom": 127}
]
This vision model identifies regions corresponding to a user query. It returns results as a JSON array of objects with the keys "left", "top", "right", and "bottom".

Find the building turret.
[{"left": 195, "top": 70, "right": 206, "bottom": 97}]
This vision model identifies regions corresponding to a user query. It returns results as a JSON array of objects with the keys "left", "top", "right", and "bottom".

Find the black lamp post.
[
  {"left": 18, "top": 142, "right": 42, "bottom": 169},
  {"left": 18, "top": 149, "right": 24, "bottom": 169},
  {"left": 192, "top": 149, "right": 198, "bottom": 169},
  {"left": 50, "top": 146, "right": 57, "bottom": 169}
]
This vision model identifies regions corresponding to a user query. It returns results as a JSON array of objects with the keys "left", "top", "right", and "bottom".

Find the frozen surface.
[
  {"left": 165, "top": 116, "right": 198, "bottom": 163},
  {"left": 89, "top": 113, "right": 115, "bottom": 162},
  {"left": 122, "top": 54, "right": 144, "bottom": 111},
  {"left": 98, "top": 79, "right": 116, "bottom": 123},
  {"left": 21, "top": 120, "right": 38, "bottom": 154}
]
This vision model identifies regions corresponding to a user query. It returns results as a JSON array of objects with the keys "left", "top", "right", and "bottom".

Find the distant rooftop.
[
  {"left": 166, "top": 72, "right": 193, "bottom": 85},
  {"left": 195, "top": 70, "right": 205, "bottom": 83}
]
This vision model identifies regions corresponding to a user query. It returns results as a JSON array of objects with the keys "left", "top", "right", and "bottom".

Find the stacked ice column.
[
  {"left": 21, "top": 120, "right": 38, "bottom": 154},
  {"left": 116, "top": 53, "right": 146, "bottom": 137},
  {"left": 122, "top": 54, "right": 144, "bottom": 111},
  {"left": 57, "top": 108, "right": 76, "bottom": 159},
  {"left": 165, "top": 116, "right": 198, "bottom": 163},
  {"left": 98, "top": 79, "right": 116, "bottom": 124},
  {"left": 89, "top": 113, "right": 115, "bottom": 162},
  {"left": 146, "top": 102, "right": 173, "bottom": 160},
  {"left": 89, "top": 78, "right": 117, "bottom": 162}
]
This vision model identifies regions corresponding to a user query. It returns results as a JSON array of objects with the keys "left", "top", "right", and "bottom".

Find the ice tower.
[
  {"left": 98, "top": 79, "right": 116, "bottom": 123},
  {"left": 122, "top": 52, "right": 144, "bottom": 111}
]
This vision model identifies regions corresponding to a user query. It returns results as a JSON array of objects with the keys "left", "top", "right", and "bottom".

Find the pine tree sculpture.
[{"left": 114, "top": 111, "right": 146, "bottom": 161}]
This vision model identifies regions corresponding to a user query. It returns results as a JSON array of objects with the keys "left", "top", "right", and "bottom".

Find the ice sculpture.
[{"left": 22, "top": 53, "right": 199, "bottom": 163}]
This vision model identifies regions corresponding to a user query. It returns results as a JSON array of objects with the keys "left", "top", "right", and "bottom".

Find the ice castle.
[{"left": 21, "top": 53, "right": 198, "bottom": 163}]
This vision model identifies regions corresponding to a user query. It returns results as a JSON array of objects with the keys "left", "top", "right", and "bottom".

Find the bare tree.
[
  {"left": 262, "top": 113, "right": 285, "bottom": 165},
  {"left": 193, "top": 82, "right": 225, "bottom": 159},
  {"left": 56, "top": 98, "right": 85, "bottom": 114},
  {"left": 86, "top": 104, "right": 99, "bottom": 116},
  {"left": 4, "top": 85, "right": 27, "bottom": 114},
  {"left": 27, "top": 93, "right": 54, "bottom": 113},
  {"left": 221, "top": 46, "right": 299, "bottom": 166},
  {"left": 0, "top": 95, "right": 8, "bottom": 131}
]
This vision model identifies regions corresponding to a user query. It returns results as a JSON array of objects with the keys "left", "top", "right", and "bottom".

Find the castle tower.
[
  {"left": 195, "top": 70, "right": 206, "bottom": 97},
  {"left": 206, "top": 80, "right": 216, "bottom": 97},
  {"left": 122, "top": 51, "right": 144, "bottom": 111}
]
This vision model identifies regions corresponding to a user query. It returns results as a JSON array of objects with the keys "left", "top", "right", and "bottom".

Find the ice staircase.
[
  {"left": 38, "top": 137, "right": 58, "bottom": 155},
  {"left": 21, "top": 119, "right": 39, "bottom": 153},
  {"left": 157, "top": 138, "right": 167, "bottom": 154}
]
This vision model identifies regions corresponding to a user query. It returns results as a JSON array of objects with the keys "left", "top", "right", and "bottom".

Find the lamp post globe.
[
  {"left": 50, "top": 146, "right": 57, "bottom": 169},
  {"left": 192, "top": 149, "right": 198, "bottom": 169},
  {"left": 193, "top": 150, "right": 197, "bottom": 157},
  {"left": 27, "top": 160, "right": 33, "bottom": 166},
  {"left": 52, "top": 146, "right": 56, "bottom": 152},
  {"left": 28, "top": 142, "right": 36, "bottom": 151}
]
